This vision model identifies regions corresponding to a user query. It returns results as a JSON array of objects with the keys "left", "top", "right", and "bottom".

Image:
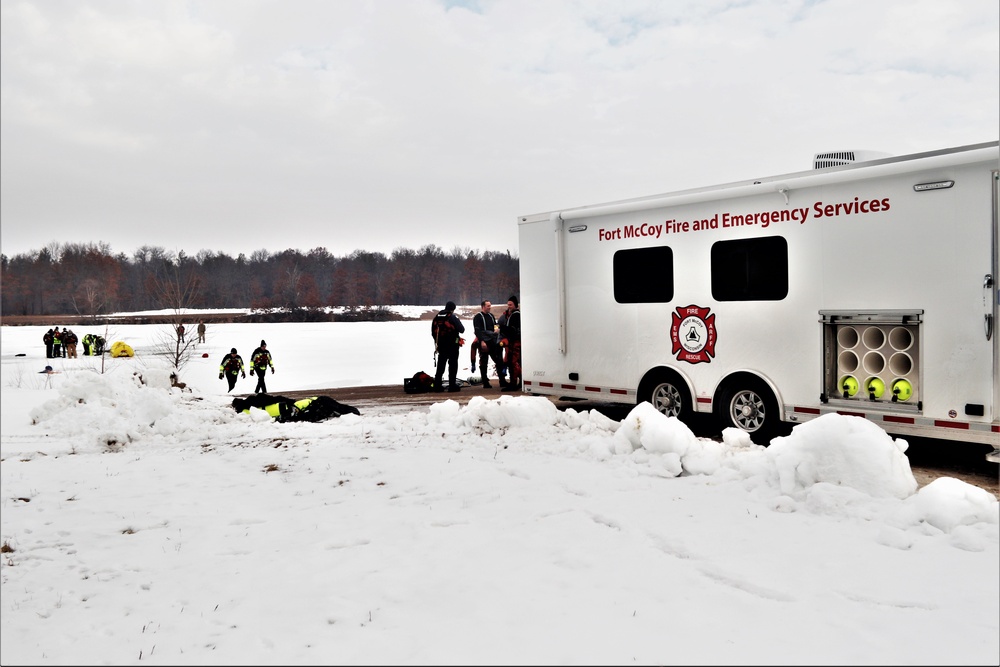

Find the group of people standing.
[
  {"left": 432, "top": 295, "right": 521, "bottom": 393},
  {"left": 43, "top": 327, "right": 80, "bottom": 358},
  {"left": 219, "top": 340, "right": 275, "bottom": 393}
]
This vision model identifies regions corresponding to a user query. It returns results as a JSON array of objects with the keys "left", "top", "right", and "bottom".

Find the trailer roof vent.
[{"left": 812, "top": 149, "right": 891, "bottom": 169}]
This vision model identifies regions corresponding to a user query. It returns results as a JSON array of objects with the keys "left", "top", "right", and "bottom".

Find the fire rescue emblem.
[{"left": 670, "top": 305, "right": 717, "bottom": 364}]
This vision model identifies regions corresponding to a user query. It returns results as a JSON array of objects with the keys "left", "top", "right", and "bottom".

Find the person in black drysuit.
[
  {"left": 218, "top": 347, "right": 246, "bottom": 392},
  {"left": 472, "top": 299, "right": 506, "bottom": 389},
  {"left": 499, "top": 295, "right": 522, "bottom": 392},
  {"left": 232, "top": 394, "right": 360, "bottom": 422},
  {"left": 43, "top": 329, "right": 54, "bottom": 358},
  {"left": 249, "top": 340, "right": 275, "bottom": 394},
  {"left": 431, "top": 301, "right": 465, "bottom": 392}
]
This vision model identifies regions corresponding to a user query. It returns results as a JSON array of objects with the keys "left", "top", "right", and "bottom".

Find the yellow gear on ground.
[{"left": 110, "top": 341, "right": 135, "bottom": 358}]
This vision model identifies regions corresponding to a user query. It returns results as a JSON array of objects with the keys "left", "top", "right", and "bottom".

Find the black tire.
[
  {"left": 718, "top": 380, "right": 781, "bottom": 445},
  {"left": 641, "top": 373, "right": 691, "bottom": 421}
]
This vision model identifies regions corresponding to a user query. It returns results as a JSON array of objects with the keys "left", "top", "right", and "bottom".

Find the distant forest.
[{"left": 0, "top": 242, "right": 520, "bottom": 320}]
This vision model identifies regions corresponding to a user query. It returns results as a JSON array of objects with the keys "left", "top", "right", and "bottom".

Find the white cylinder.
[
  {"left": 889, "top": 352, "right": 913, "bottom": 376},
  {"left": 838, "top": 350, "right": 859, "bottom": 373},
  {"left": 837, "top": 326, "right": 859, "bottom": 349},
  {"left": 863, "top": 350, "right": 886, "bottom": 374},
  {"left": 862, "top": 326, "right": 886, "bottom": 350},
  {"left": 889, "top": 327, "right": 913, "bottom": 352}
]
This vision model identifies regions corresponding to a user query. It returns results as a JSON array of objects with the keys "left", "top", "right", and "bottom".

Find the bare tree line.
[{"left": 1, "top": 242, "right": 519, "bottom": 320}]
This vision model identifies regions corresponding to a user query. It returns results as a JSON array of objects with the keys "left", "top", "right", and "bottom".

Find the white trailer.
[{"left": 517, "top": 141, "right": 1000, "bottom": 454}]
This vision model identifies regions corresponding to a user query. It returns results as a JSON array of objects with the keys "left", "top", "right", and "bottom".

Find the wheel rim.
[
  {"left": 729, "top": 389, "right": 766, "bottom": 432},
  {"left": 651, "top": 382, "right": 683, "bottom": 418}
]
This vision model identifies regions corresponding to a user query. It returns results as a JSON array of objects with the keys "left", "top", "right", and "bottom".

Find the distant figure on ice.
[
  {"left": 63, "top": 329, "right": 79, "bottom": 358},
  {"left": 51, "top": 328, "right": 63, "bottom": 358},
  {"left": 197, "top": 321, "right": 207, "bottom": 344}
]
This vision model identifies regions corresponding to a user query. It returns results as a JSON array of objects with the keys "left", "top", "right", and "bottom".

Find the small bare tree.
[
  {"left": 149, "top": 326, "right": 199, "bottom": 372},
  {"left": 96, "top": 321, "right": 116, "bottom": 374},
  {"left": 146, "top": 257, "right": 202, "bottom": 372},
  {"left": 75, "top": 278, "right": 107, "bottom": 321}
]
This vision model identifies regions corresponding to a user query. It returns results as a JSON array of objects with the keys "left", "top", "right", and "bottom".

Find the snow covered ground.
[{"left": 1, "top": 318, "right": 997, "bottom": 665}]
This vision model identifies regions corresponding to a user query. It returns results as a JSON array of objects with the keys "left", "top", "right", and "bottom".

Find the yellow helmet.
[
  {"left": 865, "top": 377, "right": 885, "bottom": 399},
  {"left": 891, "top": 379, "right": 913, "bottom": 402}
]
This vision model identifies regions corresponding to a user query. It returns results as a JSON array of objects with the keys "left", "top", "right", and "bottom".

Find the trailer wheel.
[
  {"left": 641, "top": 374, "right": 690, "bottom": 421},
  {"left": 719, "top": 380, "right": 780, "bottom": 445}
]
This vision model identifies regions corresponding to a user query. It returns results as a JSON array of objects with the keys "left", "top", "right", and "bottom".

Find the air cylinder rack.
[{"left": 821, "top": 311, "right": 922, "bottom": 410}]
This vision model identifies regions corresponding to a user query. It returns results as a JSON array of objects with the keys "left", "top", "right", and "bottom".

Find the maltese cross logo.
[{"left": 670, "top": 305, "right": 717, "bottom": 364}]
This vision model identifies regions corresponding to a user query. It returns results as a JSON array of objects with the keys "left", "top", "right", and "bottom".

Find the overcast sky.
[{"left": 2, "top": 0, "right": 997, "bottom": 261}]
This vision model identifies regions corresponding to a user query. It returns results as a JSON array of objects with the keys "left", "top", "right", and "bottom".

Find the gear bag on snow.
[{"left": 403, "top": 371, "right": 435, "bottom": 394}]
